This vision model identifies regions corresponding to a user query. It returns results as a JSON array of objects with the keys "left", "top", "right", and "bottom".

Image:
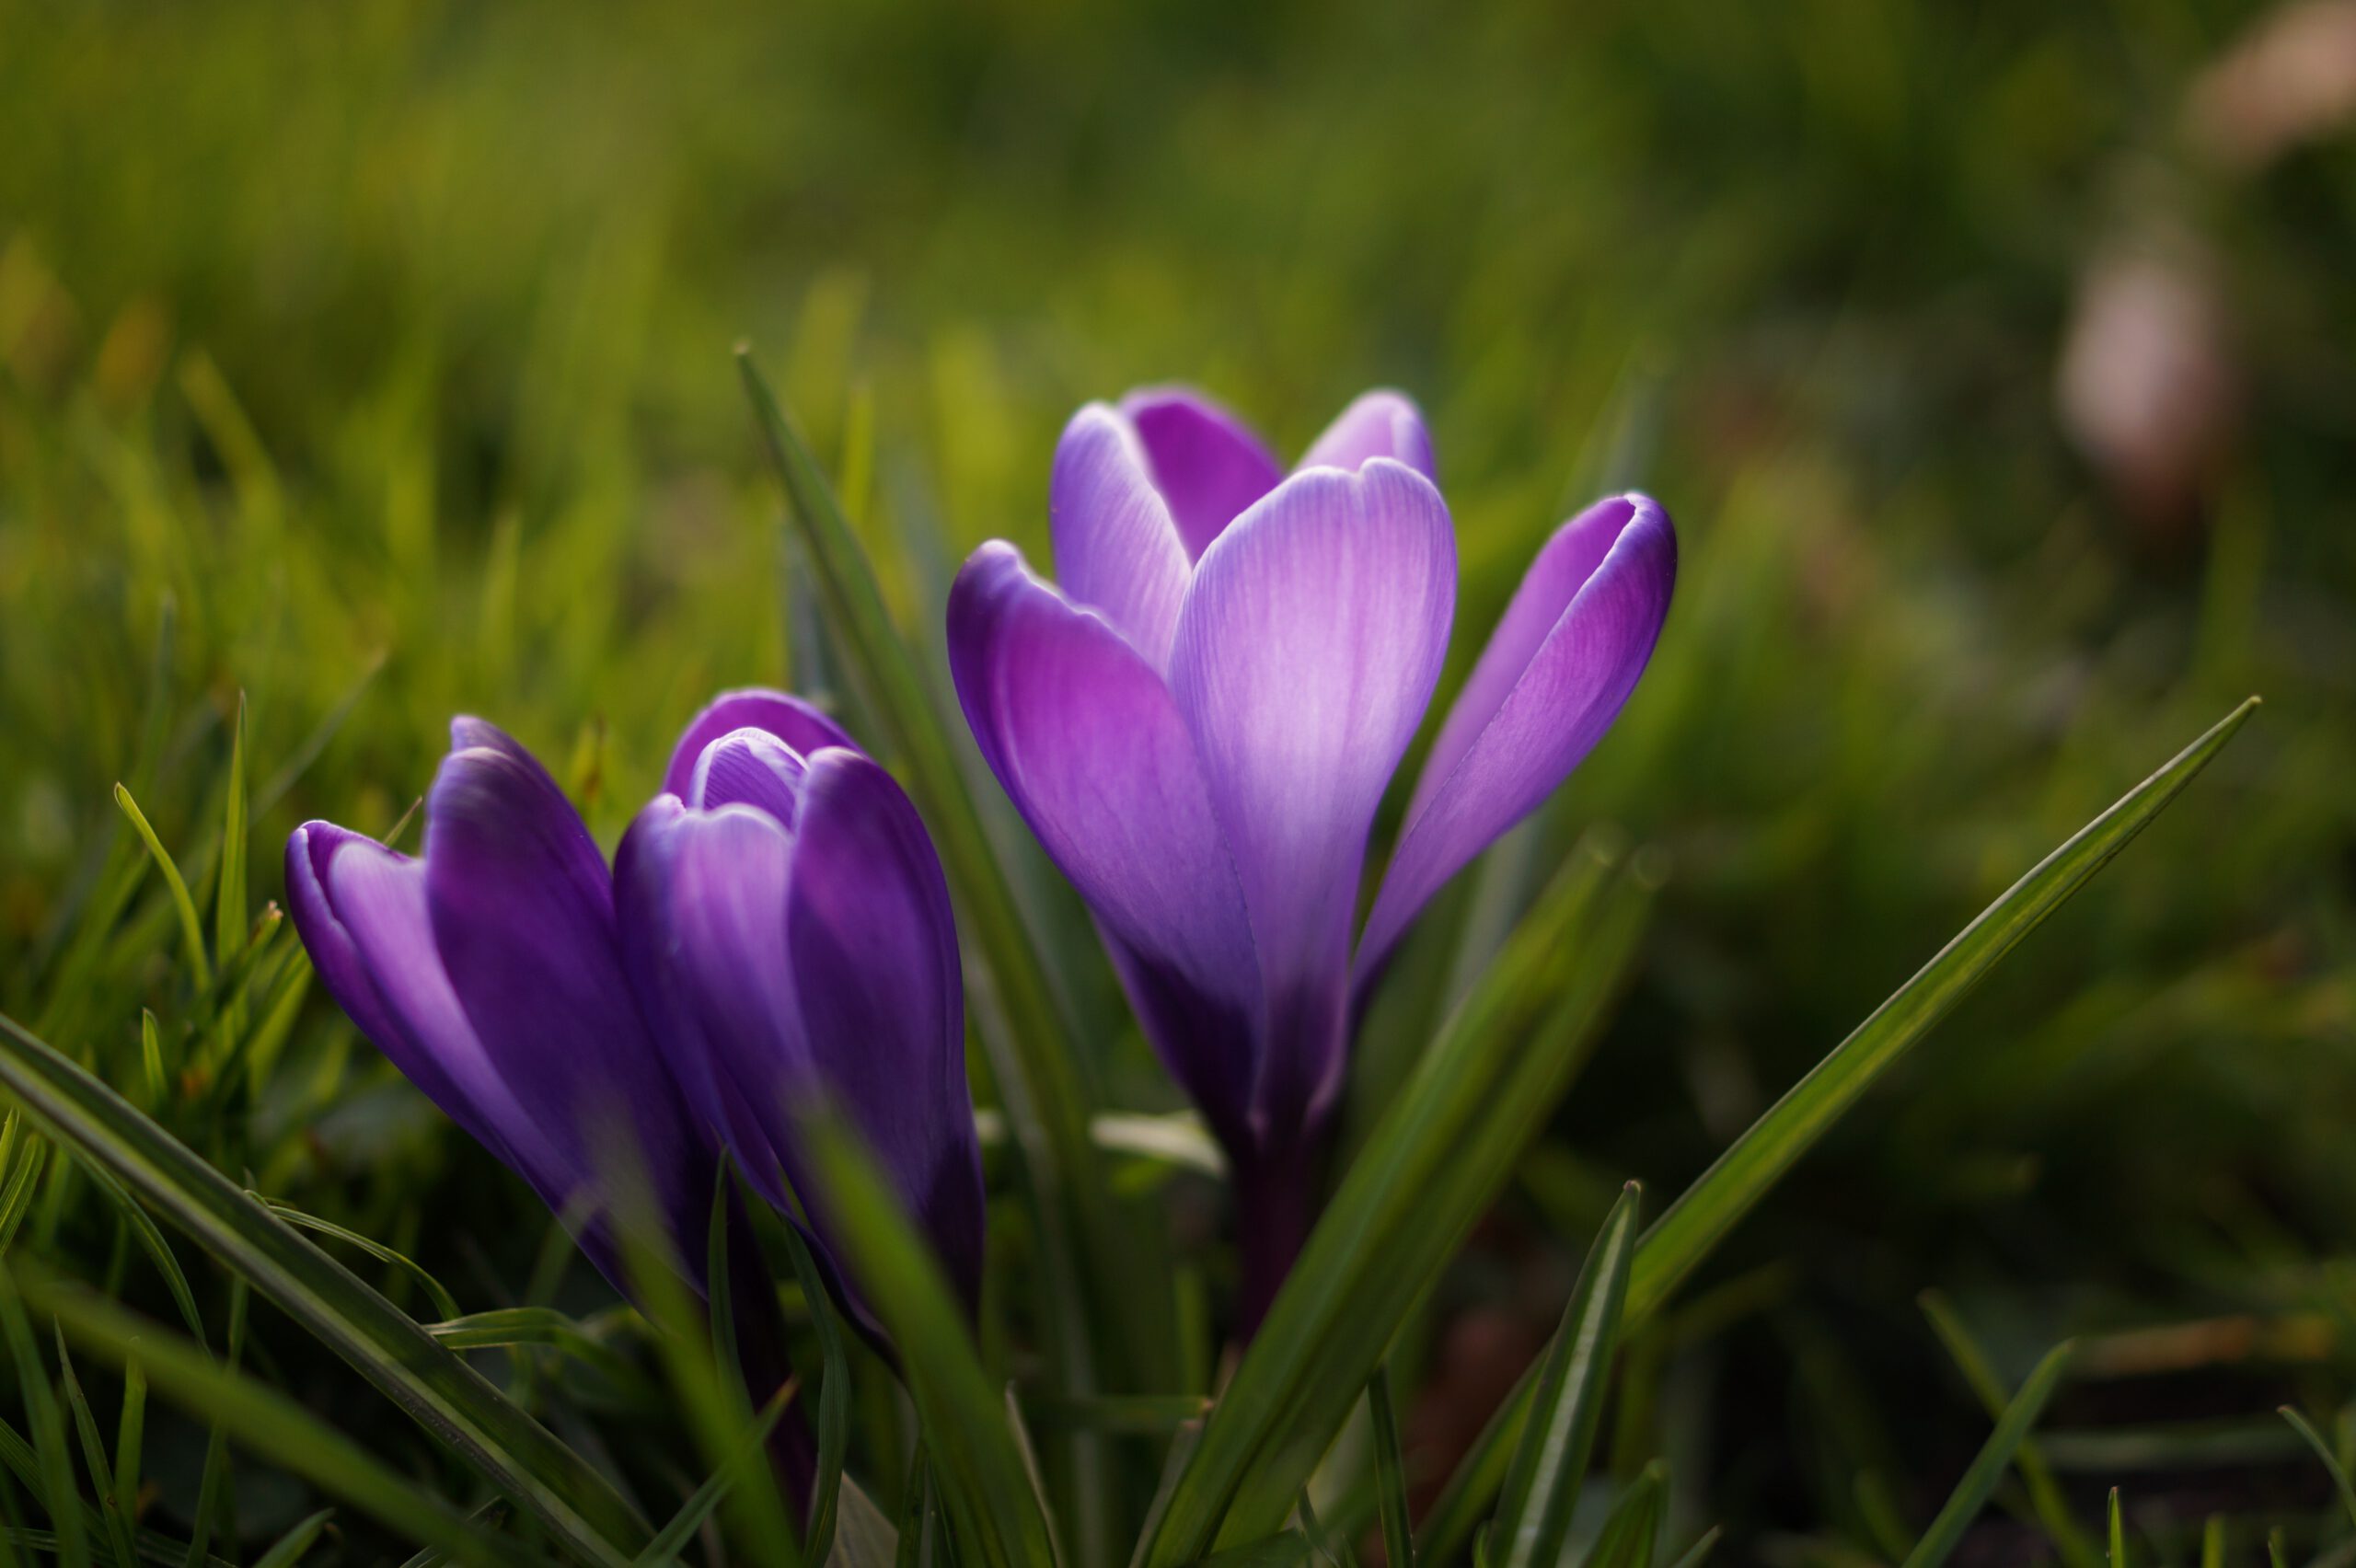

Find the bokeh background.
[{"left": 3, "top": 0, "right": 2353, "bottom": 1557}]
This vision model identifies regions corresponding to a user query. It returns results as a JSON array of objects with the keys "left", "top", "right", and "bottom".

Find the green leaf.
[
  {"left": 179, "top": 1276, "right": 243, "bottom": 1568},
  {"left": 1899, "top": 1342, "right": 2074, "bottom": 1568},
  {"left": 768, "top": 1220, "right": 849, "bottom": 1564},
  {"left": 136, "top": 1015, "right": 166, "bottom": 1110},
  {"left": 0, "top": 1263, "right": 87, "bottom": 1568},
  {"left": 50, "top": 1326, "right": 138, "bottom": 1568},
  {"left": 1918, "top": 1291, "right": 2096, "bottom": 1568},
  {"left": 1663, "top": 1527, "right": 1722, "bottom": 1568},
  {"left": 802, "top": 1115, "right": 1056, "bottom": 1568},
  {"left": 213, "top": 694, "right": 248, "bottom": 986},
  {"left": 1578, "top": 1463, "right": 1664, "bottom": 1568},
  {"left": 2277, "top": 1406, "right": 2356, "bottom": 1527},
  {"left": 254, "top": 1197, "right": 462, "bottom": 1323},
  {"left": 110, "top": 787, "right": 209, "bottom": 993},
  {"left": 1489, "top": 1182, "right": 1644, "bottom": 1568},
  {"left": 631, "top": 1387, "right": 795, "bottom": 1568},
  {"left": 1627, "top": 698, "right": 2257, "bottom": 1324},
  {"left": 0, "top": 1009, "right": 649, "bottom": 1566},
  {"left": 20, "top": 1270, "right": 530, "bottom": 1568},
  {"left": 2199, "top": 1515, "right": 2223, "bottom": 1568},
  {"left": 2107, "top": 1488, "right": 2124, "bottom": 1567},
  {"left": 1364, "top": 1367, "right": 1413, "bottom": 1568},
  {"left": 73, "top": 1158, "right": 204, "bottom": 1347},
  {"left": 1143, "top": 836, "right": 1652, "bottom": 1562},
  {"left": 247, "top": 1509, "right": 332, "bottom": 1568},
  {"left": 111, "top": 1364, "right": 142, "bottom": 1540},
  {"left": 1421, "top": 701, "right": 2254, "bottom": 1547}
]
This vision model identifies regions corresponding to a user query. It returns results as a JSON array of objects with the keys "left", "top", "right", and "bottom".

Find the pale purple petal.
[
  {"left": 1118, "top": 387, "right": 1284, "bottom": 559},
  {"left": 1357, "top": 494, "right": 1676, "bottom": 980},
  {"left": 688, "top": 727, "right": 810, "bottom": 823},
  {"left": 1169, "top": 461, "right": 1455, "bottom": 1133},
  {"left": 1296, "top": 389, "right": 1438, "bottom": 484},
  {"left": 1049, "top": 403, "right": 1194, "bottom": 669},
  {"left": 786, "top": 751, "right": 984, "bottom": 1309},
  {"left": 663, "top": 688, "right": 857, "bottom": 800},
  {"left": 948, "top": 541, "right": 1264, "bottom": 1147}
]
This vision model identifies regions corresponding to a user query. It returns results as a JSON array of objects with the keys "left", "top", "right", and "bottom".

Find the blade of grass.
[
  {"left": 802, "top": 1116, "right": 1056, "bottom": 1568},
  {"left": 761, "top": 1217, "right": 849, "bottom": 1564},
  {"left": 1578, "top": 1463, "right": 1665, "bottom": 1568},
  {"left": 1365, "top": 1367, "right": 1413, "bottom": 1568},
  {"left": 0, "top": 1265, "right": 86, "bottom": 1568},
  {"left": 73, "top": 1159, "right": 203, "bottom": 1347},
  {"left": 110, "top": 788, "right": 209, "bottom": 993},
  {"left": 630, "top": 1387, "right": 795, "bottom": 1568},
  {"left": 49, "top": 1328, "right": 137, "bottom": 1568},
  {"left": 136, "top": 1018, "right": 165, "bottom": 1111},
  {"left": 1918, "top": 1291, "right": 2096, "bottom": 1568},
  {"left": 0, "top": 1009, "right": 648, "bottom": 1565},
  {"left": 251, "top": 1196, "right": 461, "bottom": 1322},
  {"left": 21, "top": 1269, "right": 531, "bottom": 1568},
  {"left": 111, "top": 1366, "right": 141, "bottom": 1543},
  {"left": 1490, "top": 1183, "right": 1644, "bottom": 1568},
  {"left": 2278, "top": 1407, "right": 2356, "bottom": 1527},
  {"left": 1899, "top": 1343, "right": 2075, "bottom": 1568},
  {"left": 2107, "top": 1488, "right": 2124, "bottom": 1565},
  {"left": 213, "top": 696, "right": 247, "bottom": 999},
  {"left": 1664, "top": 1527, "right": 1722, "bottom": 1568},
  {"left": 1421, "top": 700, "right": 2254, "bottom": 1550},
  {"left": 247, "top": 1508, "right": 331, "bottom": 1568},
  {"left": 179, "top": 1276, "right": 244, "bottom": 1568},
  {"left": 1143, "top": 836, "right": 1652, "bottom": 1561}
]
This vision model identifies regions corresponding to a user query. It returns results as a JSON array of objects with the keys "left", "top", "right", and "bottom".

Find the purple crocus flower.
[
  {"left": 947, "top": 387, "right": 1674, "bottom": 1320},
  {"left": 284, "top": 692, "right": 985, "bottom": 1327}
]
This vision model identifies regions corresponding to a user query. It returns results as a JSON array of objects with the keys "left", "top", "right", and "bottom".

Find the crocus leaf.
[
  {"left": 1577, "top": 1462, "right": 1665, "bottom": 1568},
  {"left": 630, "top": 1387, "right": 795, "bottom": 1568},
  {"left": 1365, "top": 1366, "right": 1414, "bottom": 1568},
  {"left": 1919, "top": 1291, "right": 2097, "bottom": 1568},
  {"left": 1142, "top": 832, "right": 1653, "bottom": 1561},
  {"left": 1898, "top": 1342, "right": 2075, "bottom": 1568},
  {"left": 0, "top": 1009, "right": 650, "bottom": 1566},
  {"left": 2277, "top": 1406, "right": 2356, "bottom": 1527},
  {"left": 801, "top": 1114, "right": 1056, "bottom": 1568},
  {"left": 246, "top": 1510, "right": 333, "bottom": 1568},
  {"left": 51, "top": 1324, "right": 139, "bottom": 1568},
  {"left": 1418, "top": 699, "right": 2254, "bottom": 1554},
  {"left": 1488, "top": 1182, "right": 1644, "bottom": 1568},
  {"left": 18, "top": 1268, "right": 532, "bottom": 1568}
]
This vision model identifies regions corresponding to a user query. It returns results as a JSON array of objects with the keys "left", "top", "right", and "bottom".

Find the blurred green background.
[{"left": 3, "top": 0, "right": 2352, "bottom": 1555}]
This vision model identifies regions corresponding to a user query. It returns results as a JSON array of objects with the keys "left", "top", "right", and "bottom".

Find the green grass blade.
[
  {"left": 1577, "top": 1462, "right": 1665, "bottom": 1568},
  {"left": 49, "top": 1327, "right": 137, "bottom": 1568},
  {"left": 1422, "top": 702, "right": 2254, "bottom": 1546},
  {"left": 2199, "top": 1515, "right": 2223, "bottom": 1568},
  {"left": 179, "top": 1275, "right": 243, "bottom": 1568},
  {"left": 252, "top": 1196, "right": 462, "bottom": 1322},
  {"left": 2277, "top": 1406, "right": 2356, "bottom": 1527},
  {"left": 110, "top": 788, "right": 209, "bottom": 993},
  {"left": 1898, "top": 1342, "right": 2075, "bottom": 1568},
  {"left": 1143, "top": 836, "right": 1652, "bottom": 1562},
  {"left": 802, "top": 1116, "right": 1056, "bottom": 1568},
  {"left": 1491, "top": 1183, "right": 1644, "bottom": 1568},
  {"left": 247, "top": 1508, "right": 332, "bottom": 1568},
  {"left": 1663, "top": 1527, "right": 1722, "bottom": 1568},
  {"left": 766, "top": 1218, "right": 849, "bottom": 1564},
  {"left": 110, "top": 1365, "right": 141, "bottom": 1542},
  {"left": 21, "top": 1269, "right": 530, "bottom": 1568},
  {"left": 631, "top": 1387, "right": 795, "bottom": 1568},
  {"left": 1627, "top": 698, "right": 2256, "bottom": 1324},
  {"left": 1365, "top": 1367, "right": 1413, "bottom": 1568},
  {"left": 72, "top": 1158, "right": 203, "bottom": 1347},
  {"left": 0, "top": 1009, "right": 649, "bottom": 1565},
  {"left": 2107, "top": 1488, "right": 2123, "bottom": 1566},
  {"left": 136, "top": 1017, "right": 166, "bottom": 1110},
  {"left": 214, "top": 694, "right": 247, "bottom": 985},
  {"left": 1918, "top": 1292, "right": 2096, "bottom": 1568},
  {"left": 0, "top": 1265, "right": 87, "bottom": 1568}
]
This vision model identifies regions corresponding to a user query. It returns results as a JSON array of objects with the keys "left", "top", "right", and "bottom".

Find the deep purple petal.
[
  {"left": 1357, "top": 494, "right": 1676, "bottom": 980},
  {"left": 1117, "top": 387, "right": 1284, "bottom": 559},
  {"left": 614, "top": 798, "right": 802, "bottom": 1213},
  {"left": 688, "top": 727, "right": 810, "bottom": 823},
  {"left": 424, "top": 721, "right": 708, "bottom": 1259},
  {"left": 1169, "top": 460, "right": 1455, "bottom": 1136},
  {"left": 662, "top": 689, "right": 858, "bottom": 800},
  {"left": 948, "top": 542, "right": 1263, "bottom": 1147},
  {"left": 1296, "top": 389, "right": 1438, "bottom": 484},
  {"left": 1049, "top": 403, "right": 1194, "bottom": 669},
  {"left": 284, "top": 824, "right": 557, "bottom": 1188},
  {"left": 786, "top": 751, "right": 984, "bottom": 1310}
]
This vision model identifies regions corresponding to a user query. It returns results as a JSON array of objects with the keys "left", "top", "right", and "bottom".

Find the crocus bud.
[
  {"left": 616, "top": 691, "right": 985, "bottom": 1327},
  {"left": 948, "top": 387, "right": 1673, "bottom": 1323}
]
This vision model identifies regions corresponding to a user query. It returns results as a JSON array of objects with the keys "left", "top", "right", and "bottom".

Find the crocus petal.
[
  {"left": 786, "top": 750, "right": 985, "bottom": 1309},
  {"left": 614, "top": 798, "right": 803, "bottom": 1214},
  {"left": 948, "top": 541, "right": 1264, "bottom": 1148},
  {"left": 285, "top": 824, "right": 560, "bottom": 1193},
  {"left": 1118, "top": 387, "right": 1285, "bottom": 559},
  {"left": 1357, "top": 494, "right": 1676, "bottom": 981},
  {"left": 662, "top": 688, "right": 858, "bottom": 800},
  {"left": 1169, "top": 461, "right": 1455, "bottom": 1134},
  {"left": 1296, "top": 389, "right": 1438, "bottom": 484},
  {"left": 425, "top": 720, "right": 707, "bottom": 1255},
  {"left": 689, "top": 726, "right": 810, "bottom": 823},
  {"left": 1050, "top": 403, "right": 1194, "bottom": 668}
]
